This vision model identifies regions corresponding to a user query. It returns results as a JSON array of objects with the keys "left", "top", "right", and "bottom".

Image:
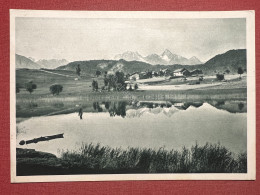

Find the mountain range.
[
  {"left": 56, "top": 49, "right": 246, "bottom": 75},
  {"left": 36, "top": 59, "right": 69, "bottom": 69},
  {"left": 15, "top": 54, "right": 69, "bottom": 69},
  {"left": 114, "top": 49, "right": 202, "bottom": 65},
  {"left": 15, "top": 54, "right": 42, "bottom": 69},
  {"left": 16, "top": 49, "right": 246, "bottom": 75}
]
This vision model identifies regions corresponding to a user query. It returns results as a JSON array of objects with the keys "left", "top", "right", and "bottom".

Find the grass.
[
  {"left": 16, "top": 143, "right": 247, "bottom": 176},
  {"left": 60, "top": 143, "right": 247, "bottom": 173}
]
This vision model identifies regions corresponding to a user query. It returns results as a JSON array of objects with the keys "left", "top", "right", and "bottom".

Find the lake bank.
[
  {"left": 16, "top": 86, "right": 247, "bottom": 118},
  {"left": 16, "top": 142, "right": 247, "bottom": 176}
]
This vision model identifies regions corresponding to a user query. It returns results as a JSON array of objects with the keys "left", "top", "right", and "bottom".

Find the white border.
[{"left": 10, "top": 10, "right": 256, "bottom": 183}]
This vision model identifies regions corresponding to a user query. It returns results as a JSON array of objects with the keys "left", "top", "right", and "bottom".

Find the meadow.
[{"left": 16, "top": 69, "right": 247, "bottom": 118}]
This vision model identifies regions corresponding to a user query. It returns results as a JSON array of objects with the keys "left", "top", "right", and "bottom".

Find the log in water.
[{"left": 19, "top": 133, "right": 64, "bottom": 145}]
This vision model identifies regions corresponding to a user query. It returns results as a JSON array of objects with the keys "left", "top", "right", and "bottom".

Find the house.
[
  {"left": 129, "top": 72, "right": 140, "bottom": 80},
  {"left": 161, "top": 68, "right": 172, "bottom": 76},
  {"left": 173, "top": 68, "right": 190, "bottom": 77},
  {"left": 139, "top": 71, "right": 150, "bottom": 79},
  {"left": 190, "top": 69, "right": 203, "bottom": 76}
]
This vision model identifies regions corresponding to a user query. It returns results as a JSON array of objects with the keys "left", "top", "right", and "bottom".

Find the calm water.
[{"left": 17, "top": 100, "right": 247, "bottom": 156}]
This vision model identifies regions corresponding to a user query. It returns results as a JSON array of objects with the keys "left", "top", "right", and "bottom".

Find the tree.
[
  {"left": 96, "top": 70, "right": 101, "bottom": 77},
  {"left": 237, "top": 67, "right": 244, "bottom": 79},
  {"left": 92, "top": 80, "right": 99, "bottom": 91},
  {"left": 115, "top": 71, "right": 126, "bottom": 91},
  {"left": 25, "top": 81, "right": 37, "bottom": 94},
  {"left": 104, "top": 77, "right": 109, "bottom": 86},
  {"left": 76, "top": 64, "right": 81, "bottom": 76},
  {"left": 50, "top": 84, "right": 63, "bottom": 95},
  {"left": 134, "top": 83, "right": 138, "bottom": 90}
]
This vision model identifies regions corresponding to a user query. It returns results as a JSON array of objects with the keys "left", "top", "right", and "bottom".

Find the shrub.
[
  {"left": 96, "top": 70, "right": 101, "bottom": 77},
  {"left": 25, "top": 81, "right": 37, "bottom": 94},
  {"left": 237, "top": 67, "right": 244, "bottom": 78},
  {"left": 50, "top": 84, "right": 63, "bottom": 95},
  {"left": 216, "top": 74, "right": 225, "bottom": 81}
]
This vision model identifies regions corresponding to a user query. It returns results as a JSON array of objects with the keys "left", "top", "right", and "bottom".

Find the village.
[{"left": 120, "top": 68, "right": 204, "bottom": 91}]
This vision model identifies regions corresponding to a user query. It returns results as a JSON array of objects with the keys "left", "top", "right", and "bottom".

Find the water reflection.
[
  {"left": 91, "top": 100, "right": 247, "bottom": 118},
  {"left": 17, "top": 99, "right": 247, "bottom": 156}
]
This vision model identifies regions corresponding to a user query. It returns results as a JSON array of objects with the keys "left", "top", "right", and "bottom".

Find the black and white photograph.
[{"left": 10, "top": 10, "right": 255, "bottom": 182}]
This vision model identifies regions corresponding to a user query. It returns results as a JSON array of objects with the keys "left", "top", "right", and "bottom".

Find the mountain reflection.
[{"left": 92, "top": 100, "right": 246, "bottom": 118}]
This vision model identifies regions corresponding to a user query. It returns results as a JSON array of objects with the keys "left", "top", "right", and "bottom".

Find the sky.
[{"left": 15, "top": 17, "right": 246, "bottom": 62}]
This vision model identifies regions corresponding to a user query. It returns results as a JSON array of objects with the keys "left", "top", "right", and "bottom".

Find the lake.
[{"left": 16, "top": 100, "right": 247, "bottom": 157}]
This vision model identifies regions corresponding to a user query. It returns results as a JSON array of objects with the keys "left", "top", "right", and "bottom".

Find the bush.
[
  {"left": 50, "top": 84, "right": 63, "bottom": 95},
  {"left": 25, "top": 81, "right": 37, "bottom": 94},
  {"left": 134, "top": 83, "right": 138, "bottom": 90},
  {"left": 216, "top": 74, "right": 225, "bottom": 81}
]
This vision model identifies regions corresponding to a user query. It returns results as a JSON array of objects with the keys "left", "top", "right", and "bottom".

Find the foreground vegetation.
[{"left": 17, "top": 143, "right": 247, "bottom": 175}]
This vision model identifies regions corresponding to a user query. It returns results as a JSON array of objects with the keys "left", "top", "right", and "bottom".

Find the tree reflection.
[
  {"left": 93, "top": 102, "right": 103, "bottom": 112},
  {"left": 238, "top": 103, "right": 244, "bottom": 111},
  {"left": 95, "top": 101, "right": 127, "bottom": 118}
]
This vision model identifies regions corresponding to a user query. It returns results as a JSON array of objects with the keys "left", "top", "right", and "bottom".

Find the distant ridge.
[
  {"left": 15, "top": 54, "right": 41, "bottom": 69},
  {"left": 36, "top": 59, "right": 69, "bottom": 69},
  {"left": 57, "top": 49, "right": 246, "bottom": 75}
]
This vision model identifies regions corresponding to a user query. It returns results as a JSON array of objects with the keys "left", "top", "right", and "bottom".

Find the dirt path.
[
  {"left": 39, "top": 69, "right": 76, "bottom": 78},
  {"left": 138, "top": 83, "right": 222, "bottom": 91}
]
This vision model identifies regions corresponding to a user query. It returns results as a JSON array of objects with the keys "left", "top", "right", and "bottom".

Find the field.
[{"left": 16, "top": 69, "right": 247, "bottom": 118}]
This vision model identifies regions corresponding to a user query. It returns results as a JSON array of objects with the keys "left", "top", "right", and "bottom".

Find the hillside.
[
  {"left": 203, "top": 49, "right": 247, "bottom": 73},
  {"left": 56, "top": 59, "right": 153, "bottom": 75},
  {"left": 56, "top": 49, "right": 246, "bottom": 75},
  {"left": 16, "top": 54, "right": 41, "bottom": 69}
]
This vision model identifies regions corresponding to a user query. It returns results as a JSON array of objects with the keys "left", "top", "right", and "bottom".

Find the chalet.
[
  {"left": 161, "top": 68, "right": 172, "bottom": 76},
  {"left": 190, "top": 69, "right": 203, "bottom": 76},
  {"left": 173, "top": 68, "right": 190, "bottom": 77},
  {"left": 129, "top": 72, "right": 140, "bottom": 80},
  {"left": 139, "top": 71, "right": 150, "bottom": 79}
]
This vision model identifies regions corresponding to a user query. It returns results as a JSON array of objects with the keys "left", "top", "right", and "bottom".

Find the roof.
[
  {"left": 161, "top": 68, "right": 170, "bottom": 72},
  {"left": 173, "top": 68, "right": 187, "bottom": 73},
  {"left": 129, "top": 72, "right": 139, "bottom": 76}
]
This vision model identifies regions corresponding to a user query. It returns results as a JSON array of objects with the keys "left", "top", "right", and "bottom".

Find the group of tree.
[
  {"left": 103, "top": 71, "right": 126, "bottom": 91},
  {"left": 16, "top": 80, "right": 64, "bottom": 95},
  {"left": 216, "top": 67, "right": 244, "bottom": 81}
]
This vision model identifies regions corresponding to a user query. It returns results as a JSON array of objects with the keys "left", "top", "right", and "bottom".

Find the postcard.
[{"left": 10, "top": 10, "right": 255, "bottom": 182}]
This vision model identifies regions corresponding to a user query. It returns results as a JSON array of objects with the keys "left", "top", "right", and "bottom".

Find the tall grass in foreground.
[{"left": 61, "top": 143, "right": 247, "bottom": 173}]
